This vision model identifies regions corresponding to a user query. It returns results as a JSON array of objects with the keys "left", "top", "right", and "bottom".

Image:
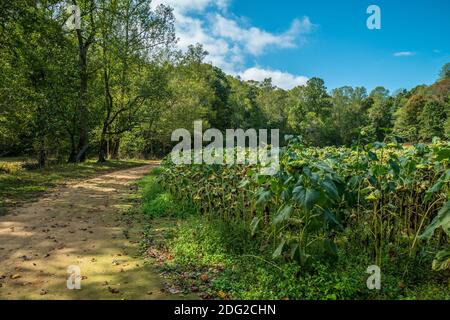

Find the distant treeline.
[{"left": 1, "top": 1, "right": 449, "bottom": 165}]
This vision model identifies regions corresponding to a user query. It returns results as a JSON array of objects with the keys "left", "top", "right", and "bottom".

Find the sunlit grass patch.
[
  {"left": 139, "top": 171, "right": 191, "bottom": 218},
  {"left": 0, "top": 161, "right": 23, "bottom": 174}
]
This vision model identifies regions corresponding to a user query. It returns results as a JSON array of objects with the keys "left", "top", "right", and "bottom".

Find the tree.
[
  {"left": 394, "top": 94, "right": 426, "bottom": 142},
  {"left": 96, "top": 0, "right": 175, "bottom": 162},
  {"left": 365, "top": 87, "right": 392, "bottom": 141},
  {"left": 288, "top": 78, "right": 332, "bottom": 145},
  {"left": 227, "top": 77, "right": 265, "bottom": 130},
  {"left": 206, "top": 66, "right": 232, "bottom": 131},
  {"left": 0, "top": 1, "right": 79, "bottom": 165},
  {"left": 330, "top": 86, "right": 368, "bottom": 145},
  {"left": 439, "top": 62, "right": 450, "bottom": 80},
  {"left": 68, "top": 0, "right": 100, "bottom": 162},
  {"left": 257, "top": 79, "right": 290, "bottom": 135},
  {"left": 419, "top": 99, "right": 447, "bottom": 141}
]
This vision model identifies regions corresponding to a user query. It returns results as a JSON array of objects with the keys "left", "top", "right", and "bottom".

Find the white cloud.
[
  {"left": 211, "top": 15, "right": 313, "bottom": 55},
  {"left": 239, "top": 67, "right": 308, "bottom": 89},
  {"left": 393, "top": 51, "right": 416, "bottom": 57},
  {"left": 153, "top": 0, "right": 312, "bottom": 85},
  {"left": 174, "top": 13, "right": 241, "bottom": 73}
]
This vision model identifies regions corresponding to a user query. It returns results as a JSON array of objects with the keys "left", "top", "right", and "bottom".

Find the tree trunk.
[
  {"left": 98, "top": 67, "right": 112, "bottom": 163},
  {"left": 108, "top": 138, "right": 120, "bottom": 160},
  {"left": 98, "top": 127, "right": 107, "bottom": 163},
  {"left": 75, "top": 48, "right": 89, "bottom": 162},
  {"left": 38, "top": 137, "right": 46, "bottom": 169},
  {"left": 68, "top": 131, "right": 77, "bottom": 163},
  {"left": 74, "top": 20, "right": 90, "bottom": 163}
]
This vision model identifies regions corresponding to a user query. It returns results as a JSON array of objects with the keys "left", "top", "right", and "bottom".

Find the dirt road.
[{"left": 0, "top": 164, "right": 184, "bottom": 300}]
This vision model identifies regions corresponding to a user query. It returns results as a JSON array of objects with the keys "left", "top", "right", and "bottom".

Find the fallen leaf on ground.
[
  {"left": 218, "top": 291, "right": 229, "bottom": 300},
  {"left": 108, "top": 287, "right": 120, "bottom": 294},
  {"left": 168, "top": 288, "right": 181, "bottom": 294}
]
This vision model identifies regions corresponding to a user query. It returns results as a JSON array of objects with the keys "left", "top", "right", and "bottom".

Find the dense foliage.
[
  {"left": 1, "top": 2, "right": 449, "bottom": 164},
  {"left": 158, "top": 139, "right": 450, "bottom": 272}
]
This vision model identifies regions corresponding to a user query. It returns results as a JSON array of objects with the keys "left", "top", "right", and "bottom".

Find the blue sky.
[{"left": 155, "top": 0, "right": 450, "bottom": 92}]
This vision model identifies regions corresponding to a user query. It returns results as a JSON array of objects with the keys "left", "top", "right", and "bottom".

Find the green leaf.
[
  {"left": 281, "top": 189, "right": 291, "bottom": 202},
  {"left": 432, "top": 248, "right": 450, "bottom": 271},
  {"left": 238, "top": 179, "right": 250, "bottom": 188},
  {"left": 305, "top": 188, "right": 321, "bottom": 211},
  {"left": 435, "top": 148, "right": 450, "bottom": 162},
  {"left": 425, "top": 181, "right": 443, "bottom": 202},
  {"left": 273, "top": 205, "right": 293, "bottom": 225},
  {"left": 420, "top": 200, "right": 450, "bottom": 240},
  {"left": 283, "top": 176, "right": 294, "bottom": 185},
  {"left": 292, "top": 186, "right": 306, "bottom": 205},
  {"left": 303, "top": 166, "right": 312, "bottom": 178},
  {"left": 320, "top": 180, "right": 339, "bottom": 202},
  {"left": 324, "top": 239, "right": 338, "bottom": 256},
  {"left": 368, "top": 175, "right": 378, "bottom": 187},
  {"left": 256, "top": 190, "right": 272, "bottom": 207},
  {"left": 428, "top": 180, "right": 444, "bottom": 194},
  {"left": 289, "top": 243, "right": 299, "bottom": 259},
  {"left": 348, "top": 176, "right": 361, "bottom": 189},
  {"left": 322, "top": 208, "right": 342, "bottom": 229},
  {"left": 388, "top": 159, "right": 400, "bottom": 176},
  {"left": 250, "top": 216, "right": 261, "bottom": 236},
  {"left": 272, "top": 239, "right": 286, "bottom": 259},
  {"left": 368, "top": 151, "right": 378, "bottom": 161}
]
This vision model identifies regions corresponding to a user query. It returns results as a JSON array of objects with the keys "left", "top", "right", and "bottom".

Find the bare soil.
[{"left": 0, "top": 164, "right": 187, "bottom": 300}]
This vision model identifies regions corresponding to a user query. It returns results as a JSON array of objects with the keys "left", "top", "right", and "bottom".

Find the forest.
[
  {"left": 1, "top": 1, "right": 450, "bottom": 164},
  {"left": 0, "top": 0, "right": 449, "bottom": 301}
]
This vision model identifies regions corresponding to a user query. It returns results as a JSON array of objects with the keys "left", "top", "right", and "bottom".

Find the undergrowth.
[{"left": 139, "top": 168, "right": 450, "bottom": 300}]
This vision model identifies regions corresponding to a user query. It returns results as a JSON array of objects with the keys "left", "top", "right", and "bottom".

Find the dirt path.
[{"left": 0, "top": 165, "right": 185, "bottom": 300}]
